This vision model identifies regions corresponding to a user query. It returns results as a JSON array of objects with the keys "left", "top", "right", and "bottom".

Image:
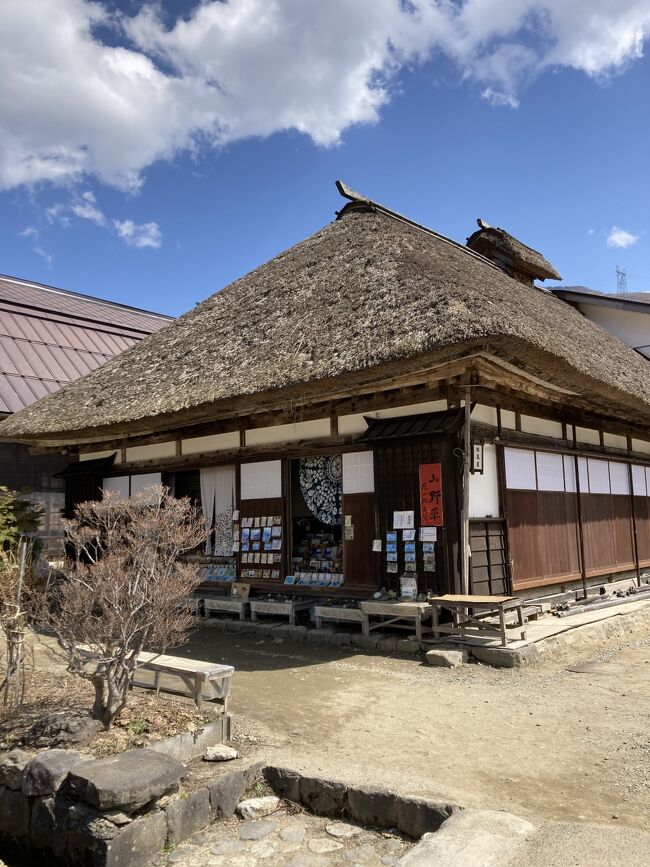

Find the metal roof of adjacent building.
[{"left": 0, "top": 273, "right": 172, "bottom": 415}]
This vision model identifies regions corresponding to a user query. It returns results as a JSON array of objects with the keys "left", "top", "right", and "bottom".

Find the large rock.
[
  {"left": 203, "top": 745, "right": 239, "bottom": 762},
  {"left": 64, "top": 749, "right": 185, "bottom": 810},
  {"left": 0, "top": 749, "right": 31, "bottom": 790},
  {"left": 397, "top": 809, "right": 535, "bottom": 866},
  {"left": 469, "top": 644, "right": 539, "bottom": 668},
  {"left": 347, "top": 785, "right": 396, "bottom": 828},
  {"left": 22, "top": 749, "right": 91, "bottom": 796},
  {"left": 425, "top": 648, "right": 468, "bottom": 668},
  {"left": 236, "top": 795, "right": 279, "bottom": 820},
  {"left": 100, "top": 812, "right": 167, "bottom": 867},
  {"left": 0, "top": 786, "right": 30, "bottom": 840},
  {"left": 263, "top": 766, "right": 301, "bottom": 802},
  {"left": 207, "top": 760, "right": 264, "bottom": 819},
  {"left": 165, "top": 788, "right": 211, "bottom": 845},
  {"left": 22, "top": 711, "right": 100, "bottom": 749},
  {"left": 299, "top": 775, "right": 348, "bottom": 817}
]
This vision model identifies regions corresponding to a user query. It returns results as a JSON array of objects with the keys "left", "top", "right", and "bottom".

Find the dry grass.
[{"left": 0, "top": 669, "right": 215, "bottom": 757}]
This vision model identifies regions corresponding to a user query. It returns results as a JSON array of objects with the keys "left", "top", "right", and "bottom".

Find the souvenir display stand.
[{"left": 249, "top": 597, "right": 315, "bottom": 625}]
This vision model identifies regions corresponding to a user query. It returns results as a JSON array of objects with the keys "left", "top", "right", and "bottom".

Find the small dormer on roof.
[{"left": 466, "top": 219, "right": 561, "bottom": 285}]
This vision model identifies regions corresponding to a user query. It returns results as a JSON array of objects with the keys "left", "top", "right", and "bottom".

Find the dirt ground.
[
  {"left": 179, "top": 618, "right": 650, "bottom": 836},
  {"left": 23, "top": 613, "right": 650, "bottom": 865}
]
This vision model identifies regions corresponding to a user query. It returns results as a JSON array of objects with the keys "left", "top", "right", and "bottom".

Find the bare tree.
[
  {"left": 0, "top": 539, "right": 34, "bottom": 715},
  {"left": 34, "top": 486, "right": 208, "bottom": 728}
]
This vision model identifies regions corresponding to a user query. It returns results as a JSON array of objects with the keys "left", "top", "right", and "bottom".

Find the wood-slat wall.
[
  {"left": 633, "top": 497, "right": 650, "bottom": 565},
  {"left": 504, "top": 490, "right": 582, "bottom": 590},
  {"left": 580, "top": 494, "right": 635, "bottom": 576},
  {"left": 342, "top": 492, "right": 380, "bottom": 589},
  {"left": 373, "top": 438, "right": 459, "bottom": 596}
]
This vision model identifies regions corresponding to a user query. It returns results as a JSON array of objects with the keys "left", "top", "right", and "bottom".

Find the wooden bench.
[
  {"left": 360, "top": 600, "right": 434, "bottom": 641},
  {"left": 131, "top": 652, "right": 234, "bottom": 710},
  {"left": 313, "top": 605, "right": 363, "bottom": 630},
  {"left": 249, "top": 598, "right": 314, "bottom": 625},
  {"left": 77, "top": 645, "right": 234, "bottom": 710},
  {"left": 203, "top": 597, "right": 250, "bottom": 621}
]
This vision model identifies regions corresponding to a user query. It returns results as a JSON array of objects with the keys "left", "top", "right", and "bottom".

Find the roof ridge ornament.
[{"left": 335, "top": 180, "right": 370, "bottom": 204}]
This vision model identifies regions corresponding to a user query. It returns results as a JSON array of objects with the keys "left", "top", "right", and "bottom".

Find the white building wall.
[
  {"left": 125, "top": 442, "right": 176, "bottom": 462},
  {"left": 182, "top": 432, "right": 240, "bottom": 454},
  {"left": 245, "top": 418, "right": 330, "bottom": 446},
  {"left": 469, "top": 444, "right": 500, "bottom": 518},
  {"left": 577, "top": 303, "right": 650, "bottom": 353},
  {"left": 80, "top": 449, "right": 120, "bottom": 462}
]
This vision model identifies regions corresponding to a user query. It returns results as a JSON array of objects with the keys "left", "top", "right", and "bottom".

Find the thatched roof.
[
  {"left": 466, "top": 219, "right": 561, "bottom": 282},
  {"left": 2, "top": 183, "right": 649, "bottom": 445}
]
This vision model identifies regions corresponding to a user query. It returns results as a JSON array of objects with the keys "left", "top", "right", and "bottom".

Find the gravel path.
[{"left": 155, "top": 810, "right": 411, "bottom": 867}]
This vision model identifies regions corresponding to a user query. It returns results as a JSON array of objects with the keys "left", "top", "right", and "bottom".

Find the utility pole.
[{"left": 616, "top": 266, "right": 628, "bottom": 298}]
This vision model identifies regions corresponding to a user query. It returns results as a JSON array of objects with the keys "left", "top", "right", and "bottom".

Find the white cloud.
[
  {"left": 113, "top": 219, "right": 162, "bottom": 249},
  {"left": 607, "top": 226, "right": 640, "bottom": 248},
  {"left": 33, "top": 245, "right": 53, "bottom": 266},
  {"left": 70, "top": 190, "right": 106, "bottom": 225},
  {"left": 1, "top": 0, "right": 649, "bottom": 191},
  {"left": 45, "top": 203, "right": 70, "bottom": 226},
  {"left": 19, "top": 226, "right": 40, "bottom": 240}
]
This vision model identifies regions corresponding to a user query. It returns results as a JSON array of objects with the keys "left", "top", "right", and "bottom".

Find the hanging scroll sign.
[{"left": 419, "top": 463, "right": 444, "bottom": 527}]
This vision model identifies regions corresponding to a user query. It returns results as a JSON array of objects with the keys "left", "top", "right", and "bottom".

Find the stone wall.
[{"left": 0, "top": 746, "right": 262, "bottom": 867}]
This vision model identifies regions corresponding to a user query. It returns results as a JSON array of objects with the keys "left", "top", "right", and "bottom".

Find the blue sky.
[{"left": 1, "top": 0, "right": 649, "bottom": 316}]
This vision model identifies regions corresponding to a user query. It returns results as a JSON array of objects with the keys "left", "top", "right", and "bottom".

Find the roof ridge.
[
  {"left": 335, "top": 179, "right": 503, "bottom": 275},
  {"left": 0, "top": 272, "right": 173, "bottom": 320}
]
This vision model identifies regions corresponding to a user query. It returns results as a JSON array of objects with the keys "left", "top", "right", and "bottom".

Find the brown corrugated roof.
[{"left": 0, "top": 274, "right": 172, "bottom": 414}]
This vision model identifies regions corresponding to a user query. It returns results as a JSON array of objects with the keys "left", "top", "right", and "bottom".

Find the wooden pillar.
[
  {"left": 461, "top": 386, "right": 471, "bottom": 596},
  {"left": 573, "top": 453, "right": 589, "bottom": 600}
]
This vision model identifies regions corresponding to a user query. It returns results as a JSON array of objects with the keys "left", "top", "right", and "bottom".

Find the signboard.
[
  {"left": 419, "top": 463, "right": 444, "bottom": 527},
  {"left": 393, "top": 510, "right": 415, "bottom": 530}
]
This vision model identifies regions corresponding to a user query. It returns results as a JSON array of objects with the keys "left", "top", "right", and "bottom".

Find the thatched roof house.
[
  {"left": 3, "top": 182, "right": 650, "bottom": 604},
  {"left": 2, "top": 183, "right": 649, "bottom": 449}
]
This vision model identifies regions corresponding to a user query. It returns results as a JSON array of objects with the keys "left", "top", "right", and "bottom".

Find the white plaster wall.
[
  {"left": 181, "top": 431, "right": 240, "bottom": 455},
  {"left": 578, "top": 303, "right": 650, "bottom": 352},
  {"left": 520, "top": 415, "right": 563, "bottom": 438},
  {"left": 338, "top": 400, "right": 447, "bottom": 436},
  {"left": 469, "top": 444, "right": 500, "bottom": 518},
  {"left": 125, "top": 441, "right": 176, "bottom": 462},
  {"left": 471, "top": 404, "right": 498, "bottom": 425},
  {"left": 240, "top": 460, "right": 282, "bottom": 499},
  {"left": 130, "top": 472, "right": 162, "bottom": 494},
  {"left": 342, "top": 451, "right": 374, "bottom": 494},
  {"left": 500, "top": 410, "right": 517, "bottom": 430},
  {"left": 575, "top": 427, "right": 600, "bottom": 446},
  {"left": 102, "top": 476, "right": 129, "bottom": 497},
  {"left": 80, "top": 449, "right": 118, "bottom": 462},
  {"left": 245, "top": 418, "right": 330, "bottom": 446},
  {"left": 632, "top": 438, "right": 650, "bottom": 456},
  {"left": 603, "top": 433, "right": 627, "bottom": 450}
]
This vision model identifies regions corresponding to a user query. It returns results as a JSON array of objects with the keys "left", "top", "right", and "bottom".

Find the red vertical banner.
[{"left": 419, "top": 463, "right": 444, "bottom": 526}]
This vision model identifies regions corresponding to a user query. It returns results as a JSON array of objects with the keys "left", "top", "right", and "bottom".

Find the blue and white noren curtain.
[{"left": 299, "top": 455, "right": 342, "bottom": 526}]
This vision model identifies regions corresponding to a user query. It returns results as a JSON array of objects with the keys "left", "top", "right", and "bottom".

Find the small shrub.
[{"left": 33, "top": 486, "right": 208, "bottom": 728}]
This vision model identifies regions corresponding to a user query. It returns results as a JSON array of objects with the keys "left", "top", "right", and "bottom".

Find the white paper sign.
[
  {"left": 393, "top": 510, "right": 414, "bottom": 530},
  {"left": 420, "top": 527, "right": 437, "bottom": 542},
  {"left": 372, "top": 539, "right": 382, "bottom": 552}
]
